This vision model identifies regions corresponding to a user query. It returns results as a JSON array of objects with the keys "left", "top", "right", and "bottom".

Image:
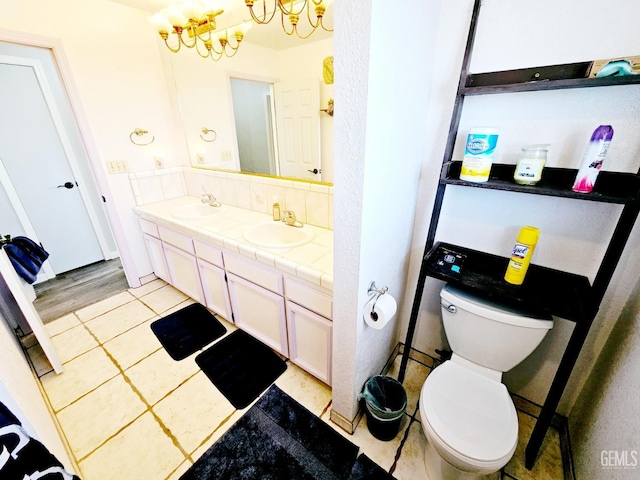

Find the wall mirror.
[{"left": 166, "top": 3, "right": 334, "bottom": 184}]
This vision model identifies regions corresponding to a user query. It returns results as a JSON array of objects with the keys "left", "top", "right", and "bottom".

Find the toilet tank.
[{"left": 440, "top": 284, "right": 553, "bottom": 372}]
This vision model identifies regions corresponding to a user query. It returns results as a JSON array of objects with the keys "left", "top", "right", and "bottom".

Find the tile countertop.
[{"left": 133, "top": 196, "right": 334, "bottom": 291}]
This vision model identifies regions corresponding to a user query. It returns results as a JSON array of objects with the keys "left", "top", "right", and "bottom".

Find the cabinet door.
[
  {"left": 163, "top": 243, "right": 204, "bottom": 303},
  {"left": 142, "top": 233, "right": 170, "bottom": 282},
  {"left": 286, "top": 301, "right": 332, "bottom": 385},
  {"left": 227, "top": 272, "right": 288, "bottom": 356},
  {"left": 198, "top": 259, "right": 233, "bottom": 322}
]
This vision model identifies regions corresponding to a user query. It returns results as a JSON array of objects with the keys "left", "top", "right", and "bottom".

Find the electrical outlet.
[
  {"left": 220, "top": 150, "right": 233, "bottom": 161},
  {"left": 106, "top": 160, "right": 129, "bottom": 174}
]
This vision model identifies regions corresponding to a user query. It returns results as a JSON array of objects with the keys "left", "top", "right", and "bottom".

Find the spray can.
[
  {"left": 460, "top": 127, "right": 499, "bottom": 183},
  {"left": 504, "top": 226, "right": 540, "bottom": 285},
  {"left": 572, "top": 125, "right": 614, "bottom": 193}
]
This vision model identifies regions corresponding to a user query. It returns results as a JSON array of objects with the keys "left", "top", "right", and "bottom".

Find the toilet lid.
[{"left": 422, "top": 361, "right": 518, "bottom": 462}]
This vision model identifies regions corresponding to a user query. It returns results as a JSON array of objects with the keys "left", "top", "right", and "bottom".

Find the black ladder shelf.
[{"left": 398, "top": 0, "right": 640, "bottom": 470}]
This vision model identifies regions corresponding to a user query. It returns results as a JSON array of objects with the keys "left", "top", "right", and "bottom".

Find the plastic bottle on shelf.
[
  {"left": 460, "top": 127, "right": 499, "bottom": 183},
  {"left": 514, "top": 144, "right": 550, "bottom": 185},
  {"left": 572, "top": 125, "right": 614, "bottom": 193},
  {"left": 504, "top": 226, "right": 540, "bottom": 285}
]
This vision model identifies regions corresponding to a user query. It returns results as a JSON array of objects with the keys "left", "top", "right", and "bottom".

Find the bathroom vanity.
[{"left": 134, "top": 197, "right": 333, "bottom": 385}]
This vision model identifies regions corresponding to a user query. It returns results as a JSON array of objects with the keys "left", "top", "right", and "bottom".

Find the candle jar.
[{"left": 514, "top": 144, "right": 550, "bottom": 185}]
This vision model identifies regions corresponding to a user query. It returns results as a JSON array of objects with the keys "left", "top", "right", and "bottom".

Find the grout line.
[
  {"left": 389, "top": 414, "right": 416, "bottom": 475},
  {"left": 76, "top": 322, "right": 193, "bottom": 466}
]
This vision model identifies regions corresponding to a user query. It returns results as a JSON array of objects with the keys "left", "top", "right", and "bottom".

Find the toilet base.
[{"left": 424, "top": 437, "right": 500, "bottom": 480}]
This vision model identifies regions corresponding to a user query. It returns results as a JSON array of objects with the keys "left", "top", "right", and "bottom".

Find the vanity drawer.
[
  {"left": 224, "top": 253, "right": 283, "bottom": 295},
  {"left": 285, "top": 278, "right": 332, "bottom": 320},
  {"left": 139, "top": 218, "right": 159, "bottom": 238},
  {"left": 194, "top": 240, "right": 224, "bottom": 268},
  {"left": 158, "top": 226, "right": 195, "bottom": 254}
]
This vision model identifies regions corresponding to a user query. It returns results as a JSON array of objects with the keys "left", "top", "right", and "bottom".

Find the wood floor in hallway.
[{"left": 33, "top": 258, "right": 129, "bottom": 324}]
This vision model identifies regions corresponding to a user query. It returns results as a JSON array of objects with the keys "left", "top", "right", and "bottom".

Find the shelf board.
[
  {"left": 424, "top": 242, "right": 593, "bottom": 323},
  {"left": 441, "top": 162, "right": 640, "bottom": 205},
  {"left": 462, "top": 71, "right": 640, "bottom": 95}
]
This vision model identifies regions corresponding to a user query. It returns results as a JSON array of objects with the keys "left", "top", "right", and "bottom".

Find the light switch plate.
[{"left": 106, "top": 160, "right": 129, "bottom": 174}]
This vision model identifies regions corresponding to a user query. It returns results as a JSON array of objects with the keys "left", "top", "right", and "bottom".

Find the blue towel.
[{"left": 3, "top": 236, "right": 49, "bottom": 284}]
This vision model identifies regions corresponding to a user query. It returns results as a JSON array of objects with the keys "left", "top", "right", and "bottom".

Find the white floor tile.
[
  {"left": 56, "top": 375, "right": 147, "bottom": 460},
  {"left": 40, "top": 347, "right": 120, "bottom": 412},
  {"left": 103, "top": 318, "right": 162, "bottom": 370},
  {"left": 78, "top": 412, "right": 185, "bottom": 480},
  {"left": 84, "top": 300, "right": 156, "bottom": 343},
  {"left": 124, "top": 349, "right": 199, "bottom": 406},
  {"left": 153, "top": 372, "right": 235, "bottom": 455}
]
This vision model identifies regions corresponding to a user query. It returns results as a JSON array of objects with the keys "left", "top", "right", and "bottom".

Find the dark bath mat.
[
  {"left": 180, "top": 385, "right": 362, "bottom": 480},
  {"left": 195, "top": 329, "right": 287, "bottom": 409},
  {"left": 151, "top": 303, "right": 226, "bottom": 361},
  {"left": 347, "top": 454, "right": 397, "bottom": 480}
]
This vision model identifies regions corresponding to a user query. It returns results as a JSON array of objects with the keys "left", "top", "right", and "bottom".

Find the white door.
[
  {"left": 0, "top": 61, "right": 103, "bottom": 274},
  {"left": 274, "top": 79, "right": 321, "bottom": 181}
]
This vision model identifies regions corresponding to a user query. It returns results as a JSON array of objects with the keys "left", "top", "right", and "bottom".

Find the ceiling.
[{"left": 109, "top": 0, "right": 333, "bottom": 50}]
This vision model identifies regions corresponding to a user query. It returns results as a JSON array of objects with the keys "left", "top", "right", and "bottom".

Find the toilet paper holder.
[{"left": 367, "top": 281, "right": 388, "bottom": 320}]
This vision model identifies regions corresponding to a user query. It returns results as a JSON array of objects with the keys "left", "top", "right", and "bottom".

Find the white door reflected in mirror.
[{"left": 230, "top": 77, "right": 321, "bottom": 182}]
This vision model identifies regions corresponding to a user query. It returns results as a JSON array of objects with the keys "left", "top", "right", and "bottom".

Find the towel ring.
[
  {"left": 129, "top": 128, "right": 154, "bottom": 146},
  {"left": 200, "top": 127, "right": 217, "bottom": 142}
]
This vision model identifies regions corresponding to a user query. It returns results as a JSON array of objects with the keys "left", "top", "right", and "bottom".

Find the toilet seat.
[{"left": 420, "top": 360, "right": 518, "bottom": 469}]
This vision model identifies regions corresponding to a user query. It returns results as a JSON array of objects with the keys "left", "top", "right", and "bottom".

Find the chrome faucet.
[
  {"left": 201, "top": 193, "right": 222, "bottom": 207},
  {"left": 281, "top": 210, "right": 303, "bottom": 228}
]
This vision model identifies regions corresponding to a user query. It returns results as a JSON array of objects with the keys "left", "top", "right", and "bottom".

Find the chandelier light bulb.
[
  {"left": 179, "top": 1, "right": 206, "bottom": 22},
  {"left": 164, "top": 6, "right": 188, "bottom": 27}
]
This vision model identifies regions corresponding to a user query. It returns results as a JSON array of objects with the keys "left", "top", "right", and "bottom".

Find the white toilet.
[{"left": 419, "top": 283, "right": 553, "bottom": 480}]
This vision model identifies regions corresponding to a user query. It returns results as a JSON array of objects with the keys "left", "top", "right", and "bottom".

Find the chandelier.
[
  {"left": 245, "top": 0, "right": 333, "bottom": 39},
  {"left": 149, "top": 2, "right": 252, "bottom": 61}
]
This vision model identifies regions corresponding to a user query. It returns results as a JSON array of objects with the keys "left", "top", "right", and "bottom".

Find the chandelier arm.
[
  {"left": 319, "top": 15, "right": 333, "bottom": 32},
  {"left": 305, "top": 6, "right": 322, "bottom": 28},
  {"left": 163, "top": 36, "right": 182, "bottom": 53},
  {"left": 223, "top": 45, "right": 241, "bottom": 58},
  {"left": 247, "top": 0, "right": 278, "bottom": 24},
  {"left": 280, "top": 12, "right": 296, "bottom": 36},
  {"left": 292, "top": 23, "right": 318, "bottom": 40},
  {"left": 179, "top": 27, "right": 198, "bottom": 49},
  {"left": 279, "top": 0, "right": 306, "bottom": 15},
  {"left": 208, "top": 48, "right": 224, "bottom": 61}
]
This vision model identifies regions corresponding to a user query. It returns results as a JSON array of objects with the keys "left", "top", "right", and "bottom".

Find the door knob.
[
  {"left": 57, "top": 182, "right": 75, "bottom": 189},
  {"left": 307, "top": 168, "right": 321, "bottom": 174}
]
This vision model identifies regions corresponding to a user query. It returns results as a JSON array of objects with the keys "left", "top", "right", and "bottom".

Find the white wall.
[
  {"left": 399, "top": 0, "right": 640, "bottom": 414},
  {"left": 0, "top": 309, "right": 77, "bottom": 473},
  {"left": 331, "top": 0, "right": 442, "bottom": 423},
  {"left": 0, "top": 0, "right": 189, "bottom": 284},
  {"left": 569, "top": 276, "right": 640, "bottom": 479}
]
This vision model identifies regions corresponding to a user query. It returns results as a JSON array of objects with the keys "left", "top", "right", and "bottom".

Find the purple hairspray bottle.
[{"left": 572, "top": 125, "right": 614, "bottom": 193}]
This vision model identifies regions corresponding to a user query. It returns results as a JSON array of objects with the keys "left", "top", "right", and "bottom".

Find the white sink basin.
[
  {"left": 171, "top": 204, "right": 225, "bottom": 220},
  {"left": 243, "top": 222, "right": 314, "bottom": 249}
]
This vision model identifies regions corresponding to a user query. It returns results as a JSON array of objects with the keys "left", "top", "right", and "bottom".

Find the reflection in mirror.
[
  {"left": 230, "top": 78, "right": 277, "bottom": 176},
  {"left": 167, "top": 20, "right": 333, "bottom": 184}
]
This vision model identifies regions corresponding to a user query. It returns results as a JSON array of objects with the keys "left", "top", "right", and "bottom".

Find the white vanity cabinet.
[
  {"left": 284, "top": 278, "right": 333, "bottom": 385},
  {"left": 225, "top": 253, "right": 288, "bottom": 356},
  {"left": 137, "top": 216, "right": 334, "bottom": 385},
  {"left": 140, "top": 220, "right": 170, "bottom": 283},
  {"left": 158, "top": 226, "right": 204, "bottom": 304},
  {"left": 194, "top": 240, "right": 233, "bottom": 322}
]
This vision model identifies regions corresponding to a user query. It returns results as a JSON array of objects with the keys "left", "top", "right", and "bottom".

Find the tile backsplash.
[{"left": 129, "top": 167, "right": 333, "bottom": 230}]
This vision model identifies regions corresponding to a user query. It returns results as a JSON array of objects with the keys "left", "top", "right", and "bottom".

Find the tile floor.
[{"left": 25, "top": 280, "right": 568, "bottom": 480}]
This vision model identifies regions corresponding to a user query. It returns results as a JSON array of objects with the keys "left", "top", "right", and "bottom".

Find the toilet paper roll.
[{"left": 364, "top": 293, "right": 398, "bottom": 330}]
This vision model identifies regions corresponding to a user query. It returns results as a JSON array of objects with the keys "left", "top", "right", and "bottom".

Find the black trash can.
[{"left": 359, "top": 375, "right": 407, "bottom": 441}]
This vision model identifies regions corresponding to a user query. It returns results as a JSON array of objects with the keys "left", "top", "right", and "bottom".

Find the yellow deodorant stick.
[{"left": 504, "top": 226, "right": 540, "bottom": 285}]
